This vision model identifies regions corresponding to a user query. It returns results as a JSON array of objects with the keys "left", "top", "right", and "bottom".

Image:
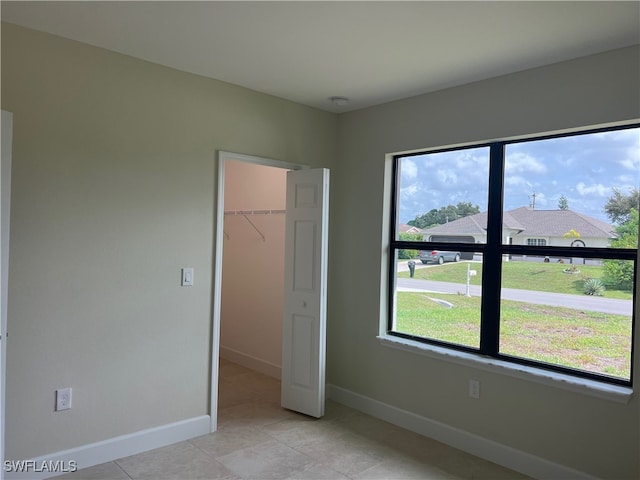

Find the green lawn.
[
  {"left": 398, "top": 260, "right": 633, "bottom": 299},
  {"left": 396, "top": 292, "right": 632, "bottom": 380}
]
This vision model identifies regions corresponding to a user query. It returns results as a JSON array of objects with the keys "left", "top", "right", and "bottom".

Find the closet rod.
[{"left": 224, "top": 209, "right": 285, "bottom": 216}]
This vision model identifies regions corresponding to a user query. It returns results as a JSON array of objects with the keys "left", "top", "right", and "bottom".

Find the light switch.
[{"left": 181, "top": 267, "right": 194, "bottom": 286}]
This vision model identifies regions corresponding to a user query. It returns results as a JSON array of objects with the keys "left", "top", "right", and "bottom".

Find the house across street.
[{"left": 419, "top": 206, "right": 615, "bottom": 248}]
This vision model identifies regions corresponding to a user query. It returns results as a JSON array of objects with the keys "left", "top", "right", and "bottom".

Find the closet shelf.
[
  {"left": 224, "top": 209, "right": 285, "bottom": 216},
  {"left": 223, "top": 210, "right": 285, "bottom": 241}
]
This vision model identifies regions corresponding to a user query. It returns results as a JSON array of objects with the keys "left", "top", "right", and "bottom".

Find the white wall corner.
[{"left": 326, "top": 384, "right": 600, "bottom": 480}]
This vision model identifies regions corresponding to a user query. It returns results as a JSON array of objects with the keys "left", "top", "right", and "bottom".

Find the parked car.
[{"left": 419, "top": 250, "right": 461, "bottom": 264}]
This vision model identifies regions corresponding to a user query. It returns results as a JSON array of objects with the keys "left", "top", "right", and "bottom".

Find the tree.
[
  {"left": 410, "top": 202, "right": 480, "bottom": 228},
  {"left": 562, "top": 229, "right": 580, "bottom": 240},
  {"left": 558, "top": 195, "right": 569, "bottom": 210},
  {"left": 604, "top": 208, "right": 638, "bottom": 290},
  {"left": 602, "top": 188, "right": 639, "bottom": 289},
  {"left": 440, "top": 205, "right": 459, "bottom": 224},
  {"left": 455, "top": 201, "right": 480, "bottom": 218},
  {"left": 410, "top": 209, "right": 440, "bottom": 228},
  {"left": 604, "top": 187, "right": 639, "bottom": 225}
]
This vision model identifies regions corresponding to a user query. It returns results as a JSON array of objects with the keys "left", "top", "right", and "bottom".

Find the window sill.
[{"left": 377, "top": 334, "right": 633, "bottom": 404}]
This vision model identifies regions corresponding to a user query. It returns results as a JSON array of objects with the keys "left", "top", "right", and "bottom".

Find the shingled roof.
[
  {"left": 422, "top": 207, "right": 616, "bottom": 239},
  {"left": 420, "top": 212, "right": 489, "bottom": 235}
]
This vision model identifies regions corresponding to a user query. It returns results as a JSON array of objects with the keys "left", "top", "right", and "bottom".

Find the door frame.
[
  {"left": 1, "top": 110, "right": 13, "bottom": 480},
  {"left": 210, "top": 151, "right": 306, "bottom": 432}
]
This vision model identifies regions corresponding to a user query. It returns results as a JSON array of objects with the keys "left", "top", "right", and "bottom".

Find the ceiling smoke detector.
[{"left": 329, "top": 96, "right": 349, "bottom": 107}]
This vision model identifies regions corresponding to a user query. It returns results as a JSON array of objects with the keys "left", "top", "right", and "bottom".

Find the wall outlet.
[
  {"left": 56, "top": 387, "right": 72, "bottom": 411},
  {"left": 468, "top": 379, "right": 480, "bottom": 399}
]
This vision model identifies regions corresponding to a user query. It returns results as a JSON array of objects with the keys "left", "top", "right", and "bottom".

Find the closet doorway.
[
  {"left": 220, "top": 159, "right": 288, "bottom": 377},
  {"left": 210, "top": 152, "right": 301, "bottom": 432}
]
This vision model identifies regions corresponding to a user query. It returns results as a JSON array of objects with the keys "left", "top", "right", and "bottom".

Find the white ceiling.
[{"left": 2, "top": 1, "right": 639, "bottom": 113}]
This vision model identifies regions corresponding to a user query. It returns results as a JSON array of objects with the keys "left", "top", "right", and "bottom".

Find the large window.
[{"left": 389, "top": 124, "right": 639, "bottom": 386}]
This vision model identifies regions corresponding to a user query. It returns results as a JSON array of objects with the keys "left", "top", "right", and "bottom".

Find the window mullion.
[{"left": 480, "top": 143, "right": 505, "bottom": 355}]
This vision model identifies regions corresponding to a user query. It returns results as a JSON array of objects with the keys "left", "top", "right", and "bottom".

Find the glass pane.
[
  {"left": 503, "top": 127, "right": 640, "bottom": 249},
  {"left": 499, "top": 255, "right": 634, "bottom": 381},
  {"left": 393, "top": 251, "right": 483, "bottom": 349},
  {"left": 396, "top": 147, "right": 490, "bottom": 244}
]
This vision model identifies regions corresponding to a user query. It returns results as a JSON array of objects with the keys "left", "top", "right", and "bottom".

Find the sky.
[{"left": 398, "top": 126, "right": 640, "bottom": 225}]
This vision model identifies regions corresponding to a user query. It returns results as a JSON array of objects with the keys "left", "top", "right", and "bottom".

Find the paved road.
[{"left": 396, "top": 277, "right": 632, "bottom": 316}]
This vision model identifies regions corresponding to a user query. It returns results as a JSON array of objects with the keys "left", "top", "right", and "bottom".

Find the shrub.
[
  {"left": 398, "top": 232, "right": 423, "bottom": 259},
  {"left": 584, "top": 278, "right": 605, "bottom": 296},
  {"left": 603, "top": 259, "right": 634, "bottom": 290},
  {"left": 398, "top": 249, "right": 417, "bottom": 260}
]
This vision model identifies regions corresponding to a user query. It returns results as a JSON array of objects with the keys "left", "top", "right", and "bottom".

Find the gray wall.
[
  {"left": 1, "top": 23, "right": 336, "bottom": 459},
  {"left": 328, "top": 45, "right": 639, "bottom": 479}
]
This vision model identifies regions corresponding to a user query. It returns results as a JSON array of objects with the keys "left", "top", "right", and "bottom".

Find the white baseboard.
[
  {"left": 220, "top": 345, "right": 281, "bottom": 379},
  {"left": 5, "top": 415, "right": 210, "bottom": 480},
  {"left": 326, "top": 384, "right": 598, "bottom": 480}
]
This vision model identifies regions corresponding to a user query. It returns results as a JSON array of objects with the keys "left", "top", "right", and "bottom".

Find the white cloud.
[
  {"left": 595, "top": 128, "right": 640, "bottom": 173},
  {"left": 616, "top": 174, "right": 638, "bottom": 186},
  {"left": 453, "top": 152, "right": 488, "bottom": 171},
  {"left": 505, "top": 152, "right": 547, "bottom": 174},
  {"left": 576, "top": 182, "right": 609, "bottom": 197},
  {"left": 619, "top": 153, "right": 640, "bottom": 172},
  {"left": 533, "top": 192, "right": 548, "bottom": 208},
  {"left": 401, "top": 184, "right": 419, "bottom": 197},
  {"left": 504, "top": 175, "right": 528, "bottom": 187},
  {"left": 401, "top": 159, "right": 418, "bottom": 180},
  {"left": 436, "top": 169, "right": 458, "bottom": 184},
  {"left": 558, "top": 157, "right": 576, "bottom": 167},
  {"left": 619, "top": 129, "right": 639, "bottom": 172}
]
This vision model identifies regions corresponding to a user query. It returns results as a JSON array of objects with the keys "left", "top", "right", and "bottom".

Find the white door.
[
  {"left": 1, "top": 110, "right": 13, "bottom": 480},
  {"left": 281, "top": 168, "right": 329, "bottom": 418}
]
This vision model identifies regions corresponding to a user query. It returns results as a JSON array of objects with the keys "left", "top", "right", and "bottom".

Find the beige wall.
[
  {"left": 1, "top": 23, "right": 336, "bottom": 459},
  {"left": 329, "top": 45, "right": 639, "bottom": 479},
  {"left": 221, "top": 160, "right": 287, "bottom": 372}
]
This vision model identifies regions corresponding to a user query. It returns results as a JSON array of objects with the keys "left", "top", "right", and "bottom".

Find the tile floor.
[{"left": 59, "top": 359, "right": 530, "bottom": 479}]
